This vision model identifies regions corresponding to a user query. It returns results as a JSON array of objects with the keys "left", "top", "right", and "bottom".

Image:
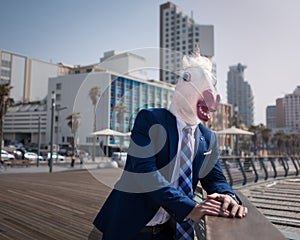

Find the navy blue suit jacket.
[{"left": 93, "top": 108, "right": 237, "bottom": 240}]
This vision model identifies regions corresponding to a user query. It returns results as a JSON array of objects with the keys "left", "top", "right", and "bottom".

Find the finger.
[
  {"left": 207, "top": 193, "right": 220, "bottom": 200},
  {"left": 222, "top": 198, "right": 231, "bottom": 211},
  {"left": 242, "top": 206, "right": 248, "bottom": 217},
  {"left": 230, "top": 204, "right": 239, "bottom": 217}
]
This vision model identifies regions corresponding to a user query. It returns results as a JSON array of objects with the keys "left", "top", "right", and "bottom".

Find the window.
[
  {"left": 1, "top": 69, "right": 10, "bottom": 77},
  {"left": 56, "top": 93, "right": 61, "bottom": 101},
  {"left": 1, "top": 60, "right": 10, "bottom": 68},
  {"left": 56, "top": 83, "right": 62, "bottom": 90}
]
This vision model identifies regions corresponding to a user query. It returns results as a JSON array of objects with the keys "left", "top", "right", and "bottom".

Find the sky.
[{"left": 0, "top": 0, "right": 299, "bottom": 125}]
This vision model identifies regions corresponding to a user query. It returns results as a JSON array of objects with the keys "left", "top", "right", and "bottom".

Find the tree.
[
  {"left": 0, "top": 84, "right": 13, "bottom": 162},
  {"left": 66, "top": 112, "right": 81, "bottom": 167},
  {"left": 273, "top": 132, "right": 285, "bottom": 155},
  {"left": 249, "top": 125, "right": 260, "bottom": 155},
  {"left": 89, "top": 86, "right": 101, "bottom": 161},
  {"left": 260, "top": 127, "right": 272, "bottom": 155},
  {"left": 113, "top": 102, "right": 129, "bottom": 151}
]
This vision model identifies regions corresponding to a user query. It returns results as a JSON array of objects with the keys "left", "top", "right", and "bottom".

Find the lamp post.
[
  {"left": 234, "top": 104, "right": 239, "bottom": 156},
  {"left": 56, "top": 106, "right": 68, "bottom": 148},
  {"left": 37, "top": 115, "right": 41, "bottom": 167},
  {"left": 49, "top": 91, "right": 55, "bottom": 173}
]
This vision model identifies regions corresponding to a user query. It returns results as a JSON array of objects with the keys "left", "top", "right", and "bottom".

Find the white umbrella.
[
  {"left": 91, "top": 128, "right": 127, "bottom": 137},
  {"left": 215, "top": 126, "right": 254, "bottom": 156},
  {"left": 215, "top": 126, "right": 254, "bottom": 136},
  {"left": 91, "top": 128, "right": 127, "bottom": 157}
]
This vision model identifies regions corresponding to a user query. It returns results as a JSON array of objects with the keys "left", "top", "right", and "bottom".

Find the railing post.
[
  {"left": 269, "top": 156, "right": 277, "bottom": 178},
  {"left": 290, "top": 156, "right": 299, "bottom": 176},
  {"left": 280, "top": 157, "right": 288, "bottom": 177},
  {"left": 259, "top": 157, "right": 268, "bottom": 180},
  {"left": 249, "top": 156, "right": 259, "bottom": 183},
  {"left": 237, "top": 157, "right": 247, "bottom": 185},
  {"left": 222, "top": 158, "right": 233, "bottom": 186}
]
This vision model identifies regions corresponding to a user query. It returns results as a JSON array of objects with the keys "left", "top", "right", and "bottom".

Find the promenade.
[
  {"left": 0, "top": 161, "right": 299, "bottom": 239},
  {"left": 0, "top": 167, "right": 118, "bottom": 239}
]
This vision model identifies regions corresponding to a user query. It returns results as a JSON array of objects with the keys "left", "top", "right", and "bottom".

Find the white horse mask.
[{"left": 169, "top": 49, "right": 220, "bottom": 126}]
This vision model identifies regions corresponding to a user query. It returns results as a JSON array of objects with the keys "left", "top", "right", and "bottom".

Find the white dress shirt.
[{"left": 146, "top": 117, "right": 197, "bottom": 226}]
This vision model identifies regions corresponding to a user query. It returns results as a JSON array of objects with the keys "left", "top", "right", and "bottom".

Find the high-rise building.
[
  {"left": 276, "top": 98, "right": 285, "bottom": 128},
  {"left": 159, "top": 2, "right": 214, "bottom": 84},
  {"left": 266, "top": 105, "right": 276, "bottom": 129},
  {"left": 284, "top": 86, "right": 300, "bottom": 132},
  {"left": 227, "top": 63, "right": 254, "bottom": 127}
]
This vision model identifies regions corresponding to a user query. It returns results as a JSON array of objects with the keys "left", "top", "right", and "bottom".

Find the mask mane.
[{"left": 182, "top": 47, "right": 212, "bottom": 72}]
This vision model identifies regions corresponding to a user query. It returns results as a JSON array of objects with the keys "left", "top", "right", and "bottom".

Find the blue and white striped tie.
[{"left": 176, "top": 126, "right": 194, "bottom": 240}]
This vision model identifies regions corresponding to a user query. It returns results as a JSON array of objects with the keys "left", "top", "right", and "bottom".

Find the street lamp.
[
  {"left": 234, "top": 104, "right": 239, "bottom": 156},
  {"left": 56, "top": 106, "right": 68, "bottom": 147},
  {"left": 37, "top": 115, "right": 41, "bottom": 167},
  {"left": 49, "top": 91, "right": 55, "bottom": 173}
]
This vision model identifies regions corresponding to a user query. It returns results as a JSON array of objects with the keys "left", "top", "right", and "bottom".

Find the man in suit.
[{"left": 93, "top": 50, "right": 248, "bottom": 240}]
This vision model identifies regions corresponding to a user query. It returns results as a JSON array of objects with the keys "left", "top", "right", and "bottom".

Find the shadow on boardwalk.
[{"left": 0, "top": 169, "right": 114, "bottom": 239}]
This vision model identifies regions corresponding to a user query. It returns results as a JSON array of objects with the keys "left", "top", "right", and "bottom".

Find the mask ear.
[{"left": 183, "top": 72, "right": 191, "bottom": 82}]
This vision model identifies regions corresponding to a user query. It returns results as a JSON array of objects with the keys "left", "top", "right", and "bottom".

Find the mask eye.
[{"left": 183, "top": 72, "right": 191, "bottom": 82}]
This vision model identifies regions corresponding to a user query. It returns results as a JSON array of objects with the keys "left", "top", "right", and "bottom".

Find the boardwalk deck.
[{"left": 0, "top": 170, "right": 113, "bottom": 240}]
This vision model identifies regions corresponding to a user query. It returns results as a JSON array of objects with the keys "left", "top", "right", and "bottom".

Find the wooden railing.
[
  {"left": 200, "top": 190, "right": 286, "bottom": 240},
  {"left": 193, "top": 154, "right": 300, "bottom": 240}
]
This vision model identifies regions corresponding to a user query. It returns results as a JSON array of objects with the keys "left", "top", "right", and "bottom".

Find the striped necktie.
[{"left": 176, "top": 126, "right": 194, "bottom": 240}]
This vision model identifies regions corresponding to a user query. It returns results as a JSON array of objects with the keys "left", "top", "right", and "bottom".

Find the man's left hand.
[{"left": 207, "top": 193, "right": 248, "bottom": 218}]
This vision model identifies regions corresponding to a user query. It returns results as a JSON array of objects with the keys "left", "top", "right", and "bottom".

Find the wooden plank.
[{"left": 0, "top": 170, "right": 112, "bottom": 239}]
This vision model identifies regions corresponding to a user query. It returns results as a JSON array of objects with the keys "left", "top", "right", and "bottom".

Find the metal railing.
[
  {"left": 220, "top": 155, "right": 299, "bottom": 187},
  {"left": 194, "top": 154, "right": 300, "bottom": 240}
]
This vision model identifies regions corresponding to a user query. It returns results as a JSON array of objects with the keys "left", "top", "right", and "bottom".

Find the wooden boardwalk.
[{"left": 0, "top": 170, "right": 113, "bottom": 240}]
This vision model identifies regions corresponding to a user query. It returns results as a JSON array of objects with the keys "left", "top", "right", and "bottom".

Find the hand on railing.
[
  {"left": 186, "top": 193, "right": 247, "bottom": 222},
  {"left": 207, "top": 193, "right": 248, "bottom": 218}
]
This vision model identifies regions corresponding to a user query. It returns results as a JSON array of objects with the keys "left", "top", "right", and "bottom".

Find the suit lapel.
[
  {"left": 193, "top": 124, "right": 207, "bottom": 187},
  {"left": 165, "top": 111, "right": 178, "bottom": 178}
]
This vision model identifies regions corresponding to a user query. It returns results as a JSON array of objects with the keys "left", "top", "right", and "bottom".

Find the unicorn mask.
[{"left": 169, "top": 48, "right": 220, "bottom": 126}]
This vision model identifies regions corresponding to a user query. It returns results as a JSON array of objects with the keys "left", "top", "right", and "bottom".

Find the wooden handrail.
[{"left": 203, "top": 190, "right": 286, "bottom": 240}]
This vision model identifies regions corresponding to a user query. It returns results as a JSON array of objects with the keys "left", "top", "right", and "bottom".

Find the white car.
[
  {"left": 47, "top": 153, "right": 65, "bottom": 161},
  {"left": 24, "top": 152, "right": 43, "bottom": 161},
  {"left": 1, "top": 150, "right": 15, "bottom": 161}
]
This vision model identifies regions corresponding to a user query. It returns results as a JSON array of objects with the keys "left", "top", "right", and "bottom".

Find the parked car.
[
  {"left": 112, "top": 152, "right": 127, "bottom": 167},
  {"left": 47, "top": 153, "right": 65, "bottom": 161},
  {"left": 24, "top": 152, "right": 43, "bottom": 161},
  {"left": 1, "top": 150, "right": 15, "bottom": 161}
]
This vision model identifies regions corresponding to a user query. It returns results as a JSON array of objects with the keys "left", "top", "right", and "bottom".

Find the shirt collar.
[{"left": 176, "top": 117, "right": 197, "bottom": 135}]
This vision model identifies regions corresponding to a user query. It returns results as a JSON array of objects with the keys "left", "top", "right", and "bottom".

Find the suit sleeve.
[{"left": 124, "top": 109, "right": 196, "bottom": 222}]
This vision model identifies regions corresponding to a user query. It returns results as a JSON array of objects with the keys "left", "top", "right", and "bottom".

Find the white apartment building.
[
  {"left": 47, "top": 69, "right": 174, "bottom": 155},
  {"left": 285, "top": 86, "right": 300, "bottom": 133},
  {"left": 0, "top": 50, "right": 69, "bottom": 103},
  {"left": 4, "top": 102, "right": 47, "bottom": 146},
  {"left": 159, "top": 2, "right": 214, "bottom": 84}
]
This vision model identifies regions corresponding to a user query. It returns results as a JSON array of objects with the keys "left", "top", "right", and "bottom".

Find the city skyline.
[{"left": 1, "top": 0, "right": 300, "bottom": 125}]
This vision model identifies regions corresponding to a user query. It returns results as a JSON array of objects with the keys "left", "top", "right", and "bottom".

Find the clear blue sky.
[{"left": 1, "top": 0, "right": 300, "bottom": 125}]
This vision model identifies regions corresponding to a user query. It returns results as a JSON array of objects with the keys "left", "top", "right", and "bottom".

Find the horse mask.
[{"left": 169, "top": 48, "right": 220, "bottom": 126}]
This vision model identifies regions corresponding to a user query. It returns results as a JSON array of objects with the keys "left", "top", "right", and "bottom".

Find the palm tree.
[
  {"left": 89, "top": 86, "right": 101, "bottom": 161},
  {"left": 261, "top": 127, "right": 272, "bottom": 155},
  {"left": 273, "top": 132, "right": 285, "bottom": 155},
  {"left": 0, "top": 84, "right": 13, "bottom": 162},
  {"left": 249, "top": 125, "right": 260, "bottom": 155},
  {"left": 114, "top": 102, "right": 129, "bottom": 132},
  {"left": 66, "top": 112, "right": 81, "bottom": 167}
]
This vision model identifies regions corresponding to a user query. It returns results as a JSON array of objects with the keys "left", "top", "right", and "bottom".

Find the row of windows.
[
  {"left": 1, "top": 69, "right": 10, "bottom": 77},
  {"left": 1, "top": 60, "right": 11, "bottom": 68},
  {"left": 0, "top": 78, "right": 9, "bottom": 84}
]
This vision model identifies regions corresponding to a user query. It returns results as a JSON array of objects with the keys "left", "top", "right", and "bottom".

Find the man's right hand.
[{"left": 186, "top": 198, "right": 230, "bottom": 222}]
